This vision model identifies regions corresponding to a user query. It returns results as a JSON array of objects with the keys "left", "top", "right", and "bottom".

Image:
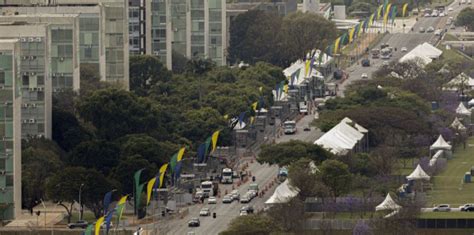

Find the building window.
[
  {"left": 0, "top": 72, "right": 4, "bottom": 85},
  {"left": 85, "top": 47, "right": 92, "bottom": 58},
  {"left": 6, "top": 175, "right": 13, "bottom": 186},
  {"left": 22, "top": 75, "right": 29, "bottom": 86}
]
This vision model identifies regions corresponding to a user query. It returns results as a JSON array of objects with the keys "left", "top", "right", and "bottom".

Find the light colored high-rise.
[
  {"left": 129, "top": 0, "right": 227, "bottom": 69},
  {"left": 0, "top": 39, "right": 22, "bottom": 221}
]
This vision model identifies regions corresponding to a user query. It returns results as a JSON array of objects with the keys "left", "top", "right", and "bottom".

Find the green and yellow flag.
[
  {"left": 402, "top": 3, "right": 408, "bottom": 17},
  {"left": 115, "top": 195, "right": 128, "bottom": 222},
  {"left": 384, "top": 3, "right": 392, "bottom": 25},
  {"left": 250, "top": 116, "right": 255, "bottom": 125},
  {"left": 349, "top": 27, "right": 356, "bottom": 43},
  {"left": 377, "top": 5, "right": 383, "bottom": 19},
  {"left": 159, "top": 163, "right": 169, "bottom": 188},
  {"left": 334, "top": 37, "right": 341, "bottom": 54},
  {"left": 177, "top": 147, "right": 185, "bottom": 162},
  {"left": 305, "top": 59, "right": 311, "bottom": 76},
  {"left": 211, "top": 130, "right": 220, "bottom": 153},
  {"left": 146, "top": 177, "right": 157, "bottom": 205},
  {"left": 358, "top": 22, "right": 364, "bottom": 37},
  {"left": 369, "top": 13, "right": 375, "bottom": 28},
  {"left": 84, "top": 224, "right": 93, "bottom": 235},
  {"left": 251, "top": 102, "right": 258, "bottom": 111},
  {"left": 95, "top": 216, "right": 104, "bottom": 235}
]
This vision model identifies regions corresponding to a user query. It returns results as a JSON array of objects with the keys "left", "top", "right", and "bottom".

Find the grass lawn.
[
  {"left": 430, "top": 0, "right": 455, "bottom": 7},
  {"left": 438, "top": 44, "right": 469, "bottom": 62},
  {"left": 428, "top": 138, "right": 474, "bottom": 207},
  {"left": 443, "top": 33, "right": 459, "bottom": 41},
  {"left": 419, "top": 211, "right": 474, "bottom": 219}
]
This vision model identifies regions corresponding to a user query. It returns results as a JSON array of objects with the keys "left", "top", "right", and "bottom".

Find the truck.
[
  {"left": 299, "top": 101, "right": 308, "bottom": 115},
  {"left": 221, "top": 168, "right": 233, "bottom": 184},
  {"left": 283, "top": 120, "right": 297, "bottom": 134},
  {"left": 201, "top": 181, "right": 214, "bottom": 197}
]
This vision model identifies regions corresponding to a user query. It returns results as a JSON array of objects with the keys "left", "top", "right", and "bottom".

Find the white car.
[
  {"left": 427, "top": 26, "right": 435, "bottom": 32},
  {"left": 433, "top": 204, "right": 451, "bottom": 212},
  {"left": 448, "top": 7, "right": 454, "bottom": 11},
  {"left": 222, "top": 195, "right": 233, "bottom": 204},
  {"left": 401, "top": 47, "right": 408, "bottom": 52},
  {"left": 424, "top": 13, "right": 431, "bottom": 17},
  {"left": 239, "top": 210, "right": 248, "bottom": 216},
  {"left": 199, "top": 207, "right": 210, "bottom": 216},
  {"left": 361, "top": 73, "right": 368, "bottom": 79},
  {"left": 240, "top": 195, "right": 250, "bottom": 203},
  {"left": 439, "top": 12, "right": 446, "bottom": 17},
  {"left": 207, "top": 196, "right": 217, "bottom": 204}
]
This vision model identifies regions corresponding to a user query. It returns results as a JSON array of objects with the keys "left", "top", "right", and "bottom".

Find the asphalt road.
[
  {"left": 338, "top": 0, "right": 467, "bottom": 97},
  {"left": 157, "top": 114, "right": 322, "bottom": 235}
]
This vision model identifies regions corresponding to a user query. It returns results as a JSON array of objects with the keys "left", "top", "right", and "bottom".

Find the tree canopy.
[
  {"left": 456, "top": 8, "right": 474, "bottom": 31},
  {"left": 258, "top": 140, "right": 333, "bottom": 166}
]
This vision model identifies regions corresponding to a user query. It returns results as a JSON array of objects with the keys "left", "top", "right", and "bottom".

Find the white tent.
[
  {"left": 418, "top": 42, "right": 443, "bottom": 59},
  {"left": 451, "top": 117, "right": 467, "bottom": 131},
  {"left": 430, "top": 135, "right": 452, "bottom": 151},
  {"left": 233, "top": 121, "right": 247, "bottom": 130},
  {"left": 469, "top": 99, "right": 474, "bottom": 107},
  {"left": 456, "top": 102, "right": 471, "bottom": 116},
  {"left": 342, "top": 117, "right": 368, "bottom": 134},
  {"left": 399, "top": 42, "right": 442, "bottom": 67},
  {"left": 265, "top": 179, "right": 300, "bottom": 204},
  {"left": 406, "top": 164, "right": 430, "bottom": 180},
  {"left": 375, "top": 193, "right": 401, "bottom": 211},
  {"left": 315, "top": 118, "right": 366, "bottom": 155},
  {"left": 399, "top": 52, "right": 432, "bottom": 66},
  {"left": 447, "top": 73, "right": 474, "bottom": 89},
  {"left": 429, "top": 150, "right": 444, "bottom": 167}
]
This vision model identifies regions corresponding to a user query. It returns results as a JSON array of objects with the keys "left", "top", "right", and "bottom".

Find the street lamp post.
[{"left": 78, "top": 183, "right": 84, "bottom": 221}]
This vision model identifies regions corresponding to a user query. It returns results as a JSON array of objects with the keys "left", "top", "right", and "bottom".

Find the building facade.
[
  {"left": 128, "top": 0, "right": 227, "bottom": 69},
  {"left": 0, "top": 39, "right": 22, "bottom": 221},
  {"left": 0, "top": 0, "right": 130, "bottom": 90}
]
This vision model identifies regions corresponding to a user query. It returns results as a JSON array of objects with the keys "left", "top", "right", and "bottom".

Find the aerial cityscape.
[{"left": 1, "top": 0, "right": 474, "bottom": 234}]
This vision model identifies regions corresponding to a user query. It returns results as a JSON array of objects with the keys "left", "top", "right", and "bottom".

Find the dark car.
[
  {"left": 361, "top": 59, "right": 370, "bottom": 67},
  {"left": 188, "top": 218, "right": 200, "bottom": 227},
  {"left": 241, "top": 206, "right": 254, "bottom": 214},
  {"left": 67, "top": 220, "right": 88, "bottom": 229}
]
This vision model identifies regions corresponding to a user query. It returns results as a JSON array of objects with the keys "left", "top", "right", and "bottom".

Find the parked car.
[
  {"left": 222, "top": 195, "right": 233, "bottom": 204},
  {"left": 239, "top": 210, "right": 248, "bottom": 216},
  {"left": 460, "top": 204, "right": 474, "bottom": 211},
  {"left": 439, "top": 12, "right": 446, "bottom": 17},
  {"left": 361, "top": 73, "right": 368, "bottom": 79},
  {"left": 401, "top": 47, "right": 408, "bottom": 52},
  {"left": 419, "top": 27, "right": 425, "bottom": 33},
  {"left": 427, "top": 26, "right": 435, "bottom": 32},
  {"left": 424, "top": 13, "right": 431, "bottom": 17},
  {"left": 188, "top": 218, "right": 200, "bottom": 227},
  {"left": 67, "top": 220, "right": 88, "bottom": 229},
  {"left": 433, "top": 204, "right": 451, "bottom": 212},
  {"left": 450, "top": 24, "right": 456, "bottom": 29},
  {"left": 231, "top": 190, "right": 240, "bottom": 201},
  {"left": 207, "top": 196, "right": 217, "bottom": 204},
  {"left": 448, "top": 7, "right": 453, "bottom": 11},
  {"left": 241, "top": 206, "right": 254, "bottom": 214},
  {"left": 240, "top": 195, "right": 250, "bottom": 203},
  {"left": 199, "top": 208, "right": 210, "bottom": 216}
]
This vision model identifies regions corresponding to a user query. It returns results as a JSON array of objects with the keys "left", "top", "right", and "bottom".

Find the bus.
[
  {"left": 283, "top": 120, "right": 297, "bottom": 134},
  {"left": 201, "top": 181, "right": 214, "bottom": 197},
  {"left": 221, "top": 168, "right": 233, "bottom": 184}
]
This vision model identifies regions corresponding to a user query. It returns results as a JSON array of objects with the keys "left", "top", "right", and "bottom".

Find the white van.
[{"left": 283, "top": 120, "right": 297, "bottom": 134}]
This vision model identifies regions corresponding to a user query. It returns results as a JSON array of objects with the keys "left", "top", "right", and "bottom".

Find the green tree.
[
  {"left": 52, "top": 107, "right": 92, "bottom": 152},
  {"left": 456, "top": 8, "right": 474, "bottom": 31},
  {"left": 179, "top": 107, "right": 227, "bottom": 144},
  {"left": 109, "top": 156, "right": 158, "bottom": 194},
  {"left": 278, "top": 12, "right": 337, "bottom": 67},
  {"left": 172, "top": 50, "right": 189, "bottom": 74},
  {"left": 67, "top": 140, "right": 121, "bottom": 175},
  {"left": 80, "top": 63, "right": 109, "bottom": 96},
  {"left": 220, "top": 214, "right": 279, "bottom": 235},
  {"left": 320, "top": 160, "right": 352, "bottom": 199},
  {"left": 288, "top": 158, "right": 330, "bottom": 199},
  {"left": 45, "top": 167, "right": 116, "bottom": 221},
  {"left": 116, "top": 134, "right": 178, "bottom": 166},
  {"left": 258, "top": 140, "right": 332, "bottom": 166},
  {"left": 129, "top": 55, "right": 172, "bottom": 96},
  {"left": 77, "top": 88, "right": 167, "bottom": 140},
  {"left": 22, "top": 147, "right": 63, "bottom": 211},
  {"left": 228, "top": 10, "right": 282, "bottom": 65}
]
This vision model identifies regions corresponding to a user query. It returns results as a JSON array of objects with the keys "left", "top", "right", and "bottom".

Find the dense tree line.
[{"left": 22, "top": 56, "right": 285, "bottom": 221}]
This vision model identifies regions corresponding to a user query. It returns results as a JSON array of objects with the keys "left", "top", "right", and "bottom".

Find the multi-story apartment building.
[
  {"left": 0, "top": 0, "right": 130, "bottom": 90},
  {"left": 0, "top": 39, "right": 22, "bottom": 221},
  {"left": 129, "top": 0, "right": 227, "bottom": 69}
]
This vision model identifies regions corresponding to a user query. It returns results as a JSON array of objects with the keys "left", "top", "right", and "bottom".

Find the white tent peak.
[
  {"left": 406, "top": 164, "right": 430, "bottom": 180},
  {"left": 265, "top": 179, "right": 300, "bottom": 204},
  {"left": 430, "top": 135, "right": 452, "bottom": 150},
  {"left": 456, "top": 102, "right": 471, "bottom": 116},
  {"left": 451, "top": 117, "right": 467, "bottom": 130},
  {"left": 468, "top": 99, "right": 474, "bottom": 106},
  {"left": 375, "top": 193, "right": 401, "bottom": 211},
  {"left": 341, "top": 117, "right": 368, "bottom": 133}
]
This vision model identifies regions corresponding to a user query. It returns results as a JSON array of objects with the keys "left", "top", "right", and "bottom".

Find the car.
[
  {"left": 451, "top": 24, "right": 456, "bottom": 29},
  {"left": 433, "top": 204, "right": 451, "bottom": 212},
  {"left": 448, "top": 7, "right": 453, "bottom": 11},
  {"left": 439, "top": 12, "right": 446, "bottom": 17},
  {"left": 188, "top": 218, "right": 200, "bottom": 227},
  {"left": 241, "top": 206, "right": 254, "bottom": 214},
  {"left": 247, "top": 190, "right": 257, "bottom": 199},
  {"left": 207, "top": 196, "right": 217, "bottom": 204},
  {"left": 460, "top": 204, "right": 474, "bottom": 211},
  {"left": 419, "top": 27, "right": 425, "bottom": 33},
  {"left": 240, "top": 195, "right": 250, "bottom": 203},
  {"left": 401, "top": 47, "right": 408, "bottom": 52},
  {"left": 361, "top": 58, "right": 370, "bottom": 67},
  {"left": 424, "top": 13, "right": 431, "bottom": 17},
  {"left": 222, "top": 195, "right": 233, "bottom": 204},
  {"left": 199, "top": 207, "right": 210, "bottom": 216},
  {"left": 447, "top": 19, "right": 452, "bottom": 25},
  {"left": 361, "top": 73, "right": 368, "bottom": 79},
  {"left": 240, "top": 210, "right": 248, "bottom": 216},
  {"left": 67, "top": 220, "right": 88, "bottom": 229},
  {"left": 434, "top": 29, "right": 442, "bottom": 36},
  {"left": 304, "top": 125, "right": 311, "bottom": 131},
  {"left": 231, "top": 190, "right": 240, "bottom": 201},
  {"left": 427, "top": 26, "right": 435, "bottom": 32}
]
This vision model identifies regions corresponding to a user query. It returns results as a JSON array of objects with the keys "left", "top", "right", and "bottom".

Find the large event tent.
[
  {"left": 314, "top": 118, "right": 366, "bottom": 155},
  {"left": 265, "top": 179, "right": 300, "bottom": 204},
  {"left": 375, "top": 193, "right": 401, "bottom": 211},
  {"left": 406, "top": 164, "right": 430, "bottom": 180}
]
